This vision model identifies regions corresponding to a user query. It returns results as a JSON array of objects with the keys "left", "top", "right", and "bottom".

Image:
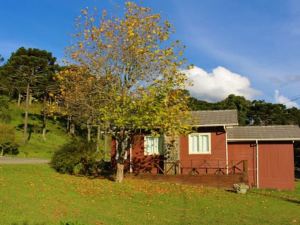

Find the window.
[
  {"left": 144, "top": 136, "right": 161, "bottom": 155},
  {"left": 188, "top": 133, "right": 211, "bottom": 154}
]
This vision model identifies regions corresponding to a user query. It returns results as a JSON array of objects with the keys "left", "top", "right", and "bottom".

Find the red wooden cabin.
[{"left": 111, "top": 110, "right": 300, "bottom": 189}]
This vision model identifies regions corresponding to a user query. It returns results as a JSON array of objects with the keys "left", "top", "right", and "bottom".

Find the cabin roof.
[
  {"left": 227, "top": 125, "right": 300, "bottom": 141},
  {"left": 188, "top": 110, "right": 239, "bottom": 127}
]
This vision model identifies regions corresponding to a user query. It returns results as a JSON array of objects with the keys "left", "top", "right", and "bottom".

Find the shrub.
[
  {"left": 51, "top": 138, "right": 104, "bottom": 176},
  {"left": 0, "top": 123, "right": 18, "bottom": 156}
]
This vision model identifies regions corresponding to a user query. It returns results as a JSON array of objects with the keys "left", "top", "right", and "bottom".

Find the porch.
[{"left": 126, "top": 159, "right": 249, "bottom": 188}]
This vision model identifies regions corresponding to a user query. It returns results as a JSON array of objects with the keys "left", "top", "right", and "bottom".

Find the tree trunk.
[
  {"left": 87, "top": 122, "right": 91, "bottom": 142},
  {"left": 104, "top": 133, "right": 107, "bottom": 159},
  {"left": 70, "top": 123, "right": 75, "bottom": 135},
  {"left": 42, "top": 96, "right": 47, "bottom": 141},
  {"left": 17, "top": 93, "right": 21, "bottom": 106},
  {"left": 96, "top": 125, "right": 100, "bottom": 152},
  {"left": 42, "top": 127, "right": 47, "bottom": 140},
  {"left": 67, "top": 116, "right": 71, "bottom": 132},
  {"left": 23, "top": 83, "right": 30, "bottom": 143},
  {"left": 116, "top": 163, "right": 124, "bottom": 183},
  {"left": 29, "top": 93, "right": 33, "bottom": 105},
  {"left": 115, "top": 131, "right": 131, "bottom": 183}
]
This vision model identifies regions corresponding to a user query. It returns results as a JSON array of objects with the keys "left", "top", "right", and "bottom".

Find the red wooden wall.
[
  {"left": 258, "top": 142, "right": 294, "bottom": 190},
  {"left": 228, "top": 142, "right": 256, "bottom": 187}
]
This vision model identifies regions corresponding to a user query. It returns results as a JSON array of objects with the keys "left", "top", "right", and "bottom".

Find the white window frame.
[
  {"left": 188, "top": 133, "right": 211, "bottom": 154},
  {"left": 144, "top": 136, "right": 161, "bottom": 155}
]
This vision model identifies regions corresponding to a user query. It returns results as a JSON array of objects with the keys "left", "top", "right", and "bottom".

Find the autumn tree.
[
  {"left": 68, "top": 2, "right": 190, "bottom": 182},
  {"left": 55, "top": 66, "right": 106, "bottom": 142}
]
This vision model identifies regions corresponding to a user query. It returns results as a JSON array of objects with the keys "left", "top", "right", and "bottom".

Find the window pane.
[
  {"left": 154, "top": 138, "right": 159, "bottom": 154},
  {"left": 146, "top": 137, "right": 152, "bottom": 154},
  {"left": 202, "top": 135, "right": 208, "bottom": 153},
  {"left": 145, "top": 136, "right": 160, "bottom": 155},
  {"left": 192, "top": 135, "right": 198, "bottom": 153},
  {"left": 189, "top": 134, "right": 210, "bottom": 154}
]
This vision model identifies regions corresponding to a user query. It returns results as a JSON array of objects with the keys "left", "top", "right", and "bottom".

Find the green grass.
[
  {"left": 6, "top": 102, "right": 70, "bottom": 158},
  {"left": 0, "top": 164, "right": 300, "bottom": 225}
]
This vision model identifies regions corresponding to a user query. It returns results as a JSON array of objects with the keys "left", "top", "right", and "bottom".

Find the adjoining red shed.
[
  {"left": 227, "top": 126, "right": 300, "bottom": 190},
  {"left": 258, "top": 142, "right": 294, "bottom": 189}
]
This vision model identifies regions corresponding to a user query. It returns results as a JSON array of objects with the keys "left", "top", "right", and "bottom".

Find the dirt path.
[{"left": 0, "top": 156, "right": 50, "bottom": 164}]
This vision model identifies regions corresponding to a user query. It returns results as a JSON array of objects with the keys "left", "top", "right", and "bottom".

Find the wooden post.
[
  {"left": 178, "top": 160, "right": 181, "bottom": 175},
  {"left": 243, "top": 160, "right": 248, "bottom": 183}
]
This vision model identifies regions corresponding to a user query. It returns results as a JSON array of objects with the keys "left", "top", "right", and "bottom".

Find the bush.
[
  {"left": 0, "top": 123, "right": 18, "bottom": 156},
  {"left": 51, "top": 138, "right": 104, "bottom": 176}
]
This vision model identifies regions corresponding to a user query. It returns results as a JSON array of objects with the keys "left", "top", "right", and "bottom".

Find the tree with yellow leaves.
[
  {"left": 67, "top": 2, "right": 190, "bottom": 182},
  {"left": 54, "top": 66, "right": 106, "bottom": 142}
]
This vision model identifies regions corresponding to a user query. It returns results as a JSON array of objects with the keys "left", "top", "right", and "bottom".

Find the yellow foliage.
[{"left": 62, "top": 1, "right": 190, "bottom": 135}]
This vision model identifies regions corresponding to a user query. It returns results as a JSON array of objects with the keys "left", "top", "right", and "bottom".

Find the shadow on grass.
[
  {"left": 11, "top": 222, "right": 46, "bottom": 225},
  {"left": 11, "top": 221, "right": 85, "bottom": 225},
  {"left": 225, "top": 188, "right": 300, "bottom": 205},
  {"left": 84, "top": 170, "right": 116, "bottom": 182},
  {"left": 250, "top": 190, "right": 300, "bottom": 205},
  {"left": 51, "top": 166, "right": 116, "bottom": 182}
]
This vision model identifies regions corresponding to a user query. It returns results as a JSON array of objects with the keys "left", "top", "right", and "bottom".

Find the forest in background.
[{"left": 1, "top": 49, "right": 300, "bottom": 139}]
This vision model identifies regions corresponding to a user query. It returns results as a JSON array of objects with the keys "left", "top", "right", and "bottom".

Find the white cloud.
[
  {"left": 274, "top": 90, "right": 299, "bottom": 108},
  {"left": 184, "top": 66, "right": 260, "bottom": 102}
]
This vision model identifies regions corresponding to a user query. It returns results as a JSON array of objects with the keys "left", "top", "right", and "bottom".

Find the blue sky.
[{"left": 1, "top": 0, "right": 300, "bottom": 106}]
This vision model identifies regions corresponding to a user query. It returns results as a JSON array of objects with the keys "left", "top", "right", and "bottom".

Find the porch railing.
[{"left": 150, "top": 159, "right": 248, "bottom": 176}]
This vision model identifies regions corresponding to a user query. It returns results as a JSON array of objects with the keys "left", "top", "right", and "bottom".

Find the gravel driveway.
[{"left": 0, "top": 156, "right": 50, "bottom": 164}]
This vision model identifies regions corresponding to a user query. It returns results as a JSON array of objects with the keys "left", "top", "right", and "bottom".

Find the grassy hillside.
[
  {"left": 6, "top": 102, "right": 70, "bottom": 159},
  {"left": 0, "top": 164, "right": 299, "bottom": 225}
]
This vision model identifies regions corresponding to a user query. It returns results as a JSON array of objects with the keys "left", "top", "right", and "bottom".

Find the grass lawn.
[
  {"left": 5, "top": 103, "right": 110, "bottom": 159},
  {"left": 7, "top": 103, "right": 70, "bottom": 159},
  {"left": 0, "top": 164, "right": 300, "bottom": 225}
]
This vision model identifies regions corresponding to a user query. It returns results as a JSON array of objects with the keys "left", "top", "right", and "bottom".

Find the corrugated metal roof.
[
  {"left": 227, "top": 125, "right": 300, "bottom": 141},
  {"left": 188, "top": 110, "right": 239, "bottom": 126}
]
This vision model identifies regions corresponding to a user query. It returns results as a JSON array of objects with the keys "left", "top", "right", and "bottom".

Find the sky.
[{"left": 1, "top": 0, "right": 300, "bottom": 107}]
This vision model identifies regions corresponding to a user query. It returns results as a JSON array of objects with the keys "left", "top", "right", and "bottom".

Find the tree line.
[{"left": 187, "top": 93, "right": 300, "bottom": 126}]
